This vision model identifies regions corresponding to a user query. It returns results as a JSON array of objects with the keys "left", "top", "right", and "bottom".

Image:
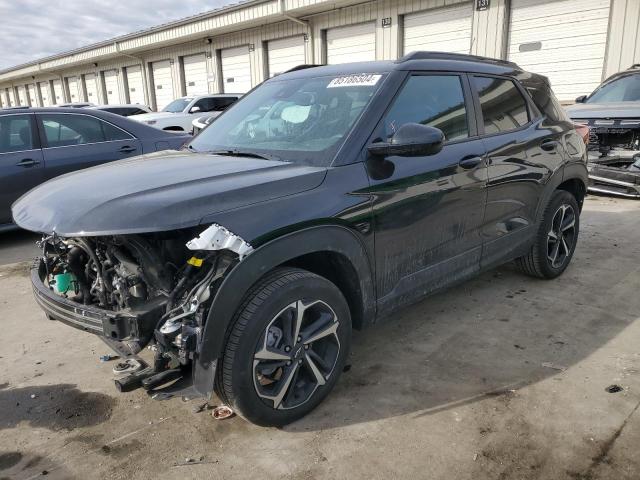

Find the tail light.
[{"left": 573, "top": 123, "right": 590, "bottom": 145}]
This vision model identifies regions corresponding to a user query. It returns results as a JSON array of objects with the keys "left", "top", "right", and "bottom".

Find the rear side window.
[
  {"left": 383, "top": 75, "right": 469, "bottom": 142},
  {"left": 525, "top": 85, "right": 570, "bottom": 123},
  {"left": 40, "top": 114, "right": 132, "bottom": 147},
  {"left": 472, "top": 76, "right": 530, "bottom": 134},
  {"left": 0, "top": 114, "right": 34, "bottom": 153}
]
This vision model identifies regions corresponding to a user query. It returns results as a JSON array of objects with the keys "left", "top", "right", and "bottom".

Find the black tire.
[
  {"left": 216, "top": 267, "right": 351, "bottom": 426},
  {"left": 516, "top": 190, "right": 580, "bottom": 279}
]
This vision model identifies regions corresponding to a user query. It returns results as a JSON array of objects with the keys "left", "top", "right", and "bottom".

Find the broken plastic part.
[
  {"left": 186, "top": 224, "right": 253, "bottom": 259},
  {"left": 212, "top": 405, "right": 234, "bottom": 420}
]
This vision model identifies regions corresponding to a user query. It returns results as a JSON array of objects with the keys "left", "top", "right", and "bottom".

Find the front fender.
[{"left": 193, "top": 224, "right": 375, "bottom": 397}]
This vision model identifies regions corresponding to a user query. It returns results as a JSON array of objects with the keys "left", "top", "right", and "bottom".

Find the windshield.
[
  {"left": 187, "top": 74, "right": 384, "bottom": 166},
  {"left": 163, "top": 98, "right": 192, "bottom": 113},
  {"left": 587, "top": 74, "right": 640, "bottom": 103}
]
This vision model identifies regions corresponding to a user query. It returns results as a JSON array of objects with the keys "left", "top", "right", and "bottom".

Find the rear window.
[{"left": 472, "top": 76, "right": 530, "bottom": 134}]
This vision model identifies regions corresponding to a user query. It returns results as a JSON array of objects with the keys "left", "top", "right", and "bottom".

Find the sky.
[{"left": 0, "top": 0, "right": 236, "bottom": 70}]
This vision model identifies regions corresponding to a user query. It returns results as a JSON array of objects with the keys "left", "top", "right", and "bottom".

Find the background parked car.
[
  {"left": 56, "top": 102, "right": 95, "bottom": 108},
  {"left": 0, "top": 107, "right": 190, "bottom": 230},
  {"left": 191, "top": 113, "right": 218, "bottom": 135},
  {"left": 89, "top": 104, "right": 152, "bottom": 117},
  {"left": 133, "top": 94, "right": 241, "bottom": 133},
  {"left": 565, "top": 64, "right": 640, "bottom": 197}
]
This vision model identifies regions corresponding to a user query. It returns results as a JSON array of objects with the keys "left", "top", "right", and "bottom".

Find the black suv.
[{"left": 14, "top": 52, "right": 588, "bottom": 426}]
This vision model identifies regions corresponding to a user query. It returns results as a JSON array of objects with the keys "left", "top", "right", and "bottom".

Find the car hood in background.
[
  {"left": 12, "top": 151, "right": 326, "bottom": 236},
  {"left": 132, "top": 112, "right": 181, "bottom": 122},
  {"left": 565, "top": 101, "right": 640, "bottom": 119}
]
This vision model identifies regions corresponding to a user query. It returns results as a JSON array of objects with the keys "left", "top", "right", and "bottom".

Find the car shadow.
[{"left": 286, "top": 206, "right": 640, "bottom": 431}]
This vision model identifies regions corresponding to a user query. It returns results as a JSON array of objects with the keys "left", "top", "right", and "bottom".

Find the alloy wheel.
[
  {"left": 253, "top": 299, "right": 340, "bottom": 410},
  {"left": 547, "top": 203, "right": 576, "bottom": 269}
]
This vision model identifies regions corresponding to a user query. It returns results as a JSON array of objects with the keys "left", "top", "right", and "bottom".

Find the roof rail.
[{"left": 397, "top": 51, "right": 518, "bottom": 68}]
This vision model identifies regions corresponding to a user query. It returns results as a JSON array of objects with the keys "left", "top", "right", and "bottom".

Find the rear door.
[
  {"left": 0, "top": 113, "right": 44, "bottom": 224},
  {"left": 470, "top": 75, "right": 560, "bottom": 268},
  {"left": 37, "top": 112, "right": 142, "bottom": 179}
]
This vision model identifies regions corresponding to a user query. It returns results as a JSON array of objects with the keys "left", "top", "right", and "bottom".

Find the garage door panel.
[
  {"left": 152, "top": 60, "right": 175, "bottom": 110},
  {"left": 39, "top": 82, "right": 51, "bottom": 106},
  {"left": 403, "top": 4, "right": 472, "bottom": 55},
  {"left": 268, "top": 36, "right": 306, "bottom": 77},
  {"left": 27, "top": 84, "right": 37, "bottom": 106},
  {"left": 327, "top": 23, "right": 376, "bottom": 64},
  {"left": 84, "top": 74, "right": 99, "bottom": 103},
  {"left": 104, "top": 70, "right": 121, "bottom": 104},
  {"left": 508, "top": 0, "right": 610, "bottom": 101},
  {"left": 183, "top": 53, "right": 208, "bottom": 96},
  {"left": 221, "top": 46, "right": 252, "bottom": 93},
  {"left": 126, "top": 65, "right": 145, "bottom": 105}
]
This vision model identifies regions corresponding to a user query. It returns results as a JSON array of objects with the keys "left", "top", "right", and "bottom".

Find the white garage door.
[
  {"left": 8, "top": 88, "right": 16, "bottom": 106},
  {"left": 27, "top": 84, "right": 38, "bottom": 106},
  {"left": 152, "top": 60, "right": 175, "bottom": 110},
  {"left": 53, "top": 80, "right": 64, "bottom": 104},
  {"left": 326, "top": 23, "right": 376, "bottom": 65},
  {"left": 508, "top": 0, "right": 611, "bottom": 101},
  {"left": 267, "top": 36, "right": 306, "bottom": 77},
  {"left": 17, "top": 86, "right": 28, "bottom": 106},
  {"left": 183, "top": 53, "right": 208, "bottom": 96},
  {"left": 0, "top": 91, "right": 5, "bottom": 108},
  {"left": 67, "top": 77, "right": 81, "bottom": 102},
  {"left": 403, "top": 4, "right": 473, "bottom": 55},
  {"left": 126, "top": 65, "right": 145, "bottom": 105},
  {"left": 84, "top": 73, "right": 99, "bottom": 103},
  {"left": 221, "top": 46, "right": 252, "bottom": 93},
  {"left": 39, "top": 82, "right": 51, "bottom": 106},
  {"left": 103, "top": 70, "right": 121, "bottom": 104}
]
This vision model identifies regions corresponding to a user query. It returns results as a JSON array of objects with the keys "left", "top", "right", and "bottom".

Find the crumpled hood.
[
  {"left": 12, "top": 150, "right": 326, "bottom": 236},
  {"left": 565, "top": 101, "right": 640, "bottom": 119}
]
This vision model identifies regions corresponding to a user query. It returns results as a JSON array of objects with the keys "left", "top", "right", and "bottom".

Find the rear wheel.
[
  {"left": 516, "top": 190, "right": 580, "bottom": 279},
  {"left": 216, "top": 268, "right": 351, "bottom": 426}
]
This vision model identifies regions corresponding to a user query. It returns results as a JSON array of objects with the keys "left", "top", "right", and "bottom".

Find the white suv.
[{"left": 133, "top": 94, "right": 240, "bottom": 133}]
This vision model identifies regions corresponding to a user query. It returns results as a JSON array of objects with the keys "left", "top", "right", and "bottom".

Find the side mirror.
[
  {"left": 368, "top": 123, "right": 444, "bottom": 158},
  {"left": 190, "top": 106, "right": 201, "bottom": 113},
  {"left": 575, "top": 95, "right": 587, "bottom": 103}
]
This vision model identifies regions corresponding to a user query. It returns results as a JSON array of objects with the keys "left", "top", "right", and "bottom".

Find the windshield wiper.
[{"left": 206, "top": 149, "right": 279, "bottom": 161}]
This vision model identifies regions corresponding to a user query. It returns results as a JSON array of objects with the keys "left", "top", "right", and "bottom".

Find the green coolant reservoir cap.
[{"left": 54, "top": 272, "right": 75, "bottom": 293}]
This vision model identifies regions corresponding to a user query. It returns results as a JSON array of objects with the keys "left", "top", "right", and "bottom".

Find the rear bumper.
[
  {"left": 31, "top": 259, "right": 163, "bottom": 340},
  {"left": 588, "top": 163, "right": 640, "bottom": 198}
]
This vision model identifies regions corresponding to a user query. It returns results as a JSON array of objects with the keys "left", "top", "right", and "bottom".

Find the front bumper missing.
[{"left": 31, "top": 258, "right": 163, "bottom": 341}]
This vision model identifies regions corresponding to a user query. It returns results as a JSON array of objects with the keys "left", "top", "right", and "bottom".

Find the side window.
[
  {"left": 0, "top": 115, "right": 34, "bottom": 153},
  {"left": 194, "top": 98, "right": 216, "bottom": 112},
  {"left": 472, "top": 76, "right": 530, "bottom": 134},
  {"left": 382, "top": 75, "right": 469, "bottom": 142},
  {"left": 525, "top": 85, "right": 570, "bottom": 123},
  {"left": 213, "top": 97, "right": 237, "bottom": 111},
  {"left": 40, "top": 114, "right": 131, "bottom": 147}
]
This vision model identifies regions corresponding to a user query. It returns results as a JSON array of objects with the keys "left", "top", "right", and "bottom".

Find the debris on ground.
[
  {"left": 192, "top": 401, "right": 208, "bottom": 414},
  {"left": 541, "top": 362, "right": 567, "bottom": 372},
  {"left": 99, "top": 354, "right": 118, "bottom": 362},
  {"left": 605, "top": 384, "right": 623, "bottom": 393},
  {"left": 212, "top": 405, "right": 234, "bottom": 420}
]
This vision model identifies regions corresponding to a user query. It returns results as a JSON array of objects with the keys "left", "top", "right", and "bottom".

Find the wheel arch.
[
  {"left": 193, "top": 224, "right": 375, "bottom": 396},
  {"left": 535, "top": 163, "right": 588, "bottom": 222}
]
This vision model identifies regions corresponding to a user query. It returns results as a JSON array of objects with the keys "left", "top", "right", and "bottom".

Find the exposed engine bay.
[
  {"left": 574, "top": 119, "right": 640, "bottom": 198},
  {"left": 34, "top": 225, "right": 252, "bottom": 395}
]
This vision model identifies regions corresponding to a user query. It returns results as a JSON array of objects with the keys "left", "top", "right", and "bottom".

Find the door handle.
[
  {"left": 119, "top": 145, "right": 137, "bottom": 153},
  {"left": 540, "top": 139, "right": 559, "bottom": 152},
  {"left": 16, "top": 158, "right": 40, "bottom": 168},
  {"left": 458, "top": 156, "right": 483, "bottom": 170}
]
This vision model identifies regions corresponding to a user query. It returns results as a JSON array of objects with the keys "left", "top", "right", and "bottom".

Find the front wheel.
[
  {"left": 516, "top": 189, "right": 580, "bottom": 279},
  {"left": 216, "top": 268, "right": 351, "bottom": 426}
]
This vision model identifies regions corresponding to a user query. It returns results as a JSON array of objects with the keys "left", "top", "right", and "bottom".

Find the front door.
[
  {"left": 366, "top": 73, "right": 488, "bottom": 315},
  {"left": 36, "top": 112, "right": 142, "bottom": 179},
  {"left": 0, "top": 113, "right": 44, "bottom": 224}
]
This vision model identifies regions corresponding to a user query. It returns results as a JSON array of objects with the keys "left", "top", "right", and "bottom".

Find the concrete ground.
[{"left": 1, "top": 196, "right": 639, "bottom": 480}]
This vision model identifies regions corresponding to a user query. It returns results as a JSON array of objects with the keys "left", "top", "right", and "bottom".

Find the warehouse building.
[{"left": 1, "top": 0, "right": 639, "bottom": 109}]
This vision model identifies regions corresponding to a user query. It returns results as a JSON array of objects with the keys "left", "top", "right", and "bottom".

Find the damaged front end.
[
  {"left": 32, "top": 224, "right": 252, "bottom": 398},
  {"left": 576, "top": 118, "right": 640, "bottom": 198}
]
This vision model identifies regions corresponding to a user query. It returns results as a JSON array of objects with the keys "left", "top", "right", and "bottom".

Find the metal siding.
[
  {"left": 327, "top": 22, "right": 376, "bottom": 64},
  {"left": 183, "top": 53, "right": 209, "bottom": 95},
  {"left": 267, "top": 36, "right": 306, "bottom": 76},
  {"left": 403, "top": 3, "right": 473, "bottom": 55},
  {"left": 84, "top": 73, "right": 99, "bottom": 103},
  {"left": 508, "top": 0, "right": 611, "bottom": 101},
  {"left": 126, "top": 65, "right": 146, "bottom": 105},
  {"left": 604, "top": 0, "right": 640, "bottom": 77},
  {"left": 221, "top": 46, "right": 252, "bottom": 93},
  {"left": 152, "top": 60, "right": 175, "bottom": 110}
]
